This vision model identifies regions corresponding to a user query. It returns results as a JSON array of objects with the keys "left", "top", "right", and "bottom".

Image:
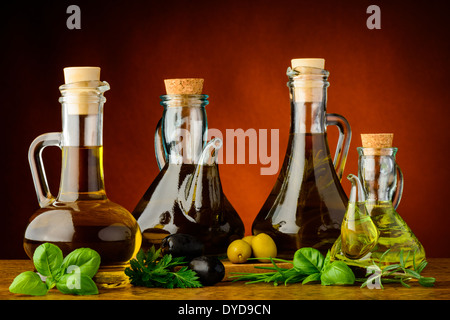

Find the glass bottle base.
[{"left": 93, "top": 264, "right": 131, "bottom": 289}]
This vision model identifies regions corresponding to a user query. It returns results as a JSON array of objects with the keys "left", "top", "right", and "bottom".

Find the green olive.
[
  {"left": 227, "top": 239, "right": 252, "bottom": 264},
  {"left": 252, "top": 233, "right": 277, "bottom": 262}
]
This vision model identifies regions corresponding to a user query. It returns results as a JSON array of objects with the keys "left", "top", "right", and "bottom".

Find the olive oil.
[
  {"left": 331, "top": 202, "right": 425, "bottom": 269},
  {"left": 132, "top": 163, "right": 244, "bottom": 255},
  {"left": 367, "top": 202, "right": 425, "bottom": 266},
  {"left": 340, "top": 202, "right": 379, "bottom": 260},
  {"left": 252, "top": 133, "right": 348, "bottom": 258},
  {"left": 24, "top": 146, "right": 141, "bottom": 287}
]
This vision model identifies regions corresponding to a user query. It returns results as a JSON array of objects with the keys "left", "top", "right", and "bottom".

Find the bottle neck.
[
  {"left": 57, "top": 146, "right": 106, "bottom": 201},
  {"left": 287, "top": 67, "right": 329, "bottom": 134},
  {"left": 160, "top": 94, "right": 209, "bottom": 164},
  {"left": 56, "top": 81, "right": 108, "bottom": 202},
  {"left": 358, "top": 148, "right": 399, "bottom": 203}
]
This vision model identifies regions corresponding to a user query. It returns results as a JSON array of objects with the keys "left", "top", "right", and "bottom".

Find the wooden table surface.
[{"left": 1, "top": 258, "right": 449, "bottom": 301}]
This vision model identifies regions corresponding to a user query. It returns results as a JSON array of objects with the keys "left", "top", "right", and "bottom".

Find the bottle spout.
[
  {"left": 179, "top": 137, "right": 223, "bottom": 214},
  {"left": 198, "top": 137, "right": 223, "bottom": 166},
  {"left": 347, "top": 174, "right": 366, "bottom": 203}
]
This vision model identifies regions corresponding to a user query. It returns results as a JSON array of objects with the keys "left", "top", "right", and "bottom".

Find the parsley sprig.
[{"left": 125, "top": 246, "right": 202, "bottom": 288}]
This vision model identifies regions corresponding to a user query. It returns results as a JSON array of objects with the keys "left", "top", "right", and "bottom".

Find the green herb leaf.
[
  {"left": 56, "top": 273, "right": 99, "bottom": 295},
  {"left": 60, "top": 248, "right": 101, "bottom": 278},
  {"left": 400, "top": 278, "right": 411, "bottom": 288},
  {"left": 416, "top": 261, "right": 428, "bottom": 274},
  {"left": 32, "top": 243, "right": 63, "bottom": 281},
  {"left": 320, "top": 261, "right": 355, "bottom": 286},
  {"left": 293, "top": 247, "right": 325, "bottom": 275},
  {"left": 323, "top": 250, "right": 331, "bottom": 270},
  {"left": 405, "top": 269, "right": 421, "bottom": 279},
  {"left": 418, "top": 277, "right": 436, "bottom": 287},
  {"left": 9, "top": 271, "right": 48, "bottom": 296},
  {"left": 125, "top": 248, "right": 203, "bottom": 288},
  {"left": 302, "top": 272, "right": 321, "bottom": 285}
]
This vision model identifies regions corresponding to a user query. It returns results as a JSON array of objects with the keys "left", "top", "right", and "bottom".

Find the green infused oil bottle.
[{"left": 330, "top": 134, "right": 425, "bottom": 270}]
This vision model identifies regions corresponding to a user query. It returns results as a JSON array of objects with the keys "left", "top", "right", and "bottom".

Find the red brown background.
[{"left": 2, "top": 0, "right": 449, "bottom": 258}]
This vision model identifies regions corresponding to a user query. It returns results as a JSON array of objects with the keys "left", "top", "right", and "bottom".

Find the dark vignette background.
[{"left": 1, "top": 0, "right": 449, "bottom": 258}]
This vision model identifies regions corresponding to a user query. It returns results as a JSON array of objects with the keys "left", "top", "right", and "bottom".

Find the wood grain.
[{"left": 1, "top": 259, "right": 449, "bottom": 300}]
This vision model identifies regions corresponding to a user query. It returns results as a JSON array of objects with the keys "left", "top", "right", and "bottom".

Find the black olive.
[
  {"left": 188, "top": 256, "right": 225, "bottom": 286},
  {"left": 160, "top": 233, "right": 204, "bottom": 261}
]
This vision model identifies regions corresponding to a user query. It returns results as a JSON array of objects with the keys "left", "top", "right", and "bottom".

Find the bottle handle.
[
  {"left": 392, "top": 164, "right": 404, "bottom": 209},
  {"left": 326, "top": 113, "right": 352, "bottom": 181},
  {"left": 28, "top": 132, "right": 62, "bottom": 208},
  {"left": 154, "top": 118, "right": 166, "bottom": 170}
]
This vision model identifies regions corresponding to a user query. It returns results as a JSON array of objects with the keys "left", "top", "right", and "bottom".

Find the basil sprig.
[
  {"left": 9, "top": 243, "right": 100, "bottom": 296},
  {"left": 230, "top": 247, "right": 355, "bottom": 286},
  {"left": 231, "top": 247, "right": 436, "bottom": 289},
  {"left": 294, "top": 248, "right": 355, "bottom": 285}
]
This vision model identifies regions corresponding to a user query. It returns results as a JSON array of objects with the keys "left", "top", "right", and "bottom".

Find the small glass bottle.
[
  {"left": 331, "top": 134, "right": 425, "bottom": 269},
  {"left": 25, "top": 67, "right": 141, "bottom": 288}
]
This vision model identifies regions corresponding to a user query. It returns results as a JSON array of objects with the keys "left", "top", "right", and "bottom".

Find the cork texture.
[
  {"left": 361, "top": 133, "right": 393, "bottom": 148},
  {"left": 164, "top": 78, "right": 204, "bottom": 94}
]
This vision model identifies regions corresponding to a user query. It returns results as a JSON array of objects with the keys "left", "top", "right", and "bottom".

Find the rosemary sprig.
[
  {"left": 229, "top": 257, "right": 305, "bottom": 286},
  {"left": 358, "top": 249, "right": 436, "bottom": 289},
  {"left": 229, "top": 248, "right": 436, "bottom": 289}
]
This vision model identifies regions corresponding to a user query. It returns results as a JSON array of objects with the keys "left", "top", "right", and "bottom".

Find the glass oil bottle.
[
  {"left": 132, "top": 78, "right": 245, "bottom": 255},
  {"left": 331, "top": 134, "right": 425, "bottom": 269},
  {"left": 25, "top": 67, "right": 142, "bottom": 288},
  {"left": 252, "top": 58, "right": 352, "bottom": 258}
]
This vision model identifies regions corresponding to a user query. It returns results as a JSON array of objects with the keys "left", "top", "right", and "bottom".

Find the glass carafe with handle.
[
  {"left": 132, "top": 78, "right": 245, "bottom": 255},
  {"left": 25, "top": 67, "right": 142, "bottom": 288},
  {"left": 252, "top": 58, "right": 352, "bottom": 258},
  {"left": 331, "top": 134, "right": 425, "bottom": 269}
]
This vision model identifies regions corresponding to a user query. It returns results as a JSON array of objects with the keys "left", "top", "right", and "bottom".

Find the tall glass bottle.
[
  {"left": 24, "top": 67, "right": 141, "bottom": 288},
  {"left": 252, "top": 59, "right": 351, "bottom": 258}
]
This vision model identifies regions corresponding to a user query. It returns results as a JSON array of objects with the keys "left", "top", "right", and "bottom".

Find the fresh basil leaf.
[
  {"left": 302, "top": 272, "right": 321, "bottom": 285},
  {"left": 60, "top": 248, "right": 101, "bottom": 278},
  {"left": 9, "top": 271, "right": 48, "bottom": 296},
  {"left": 293, "top": 247, "right": 325, "bottom": 275},
  {"left": 56, "top": 273, "right": 99, "bottom": 295},
  {"left": 320, "top": 261, "right": 355, "bottom": 286},
  {"left": 323, "top": 250, "right": 331, "bottom": 271},
  {"left": 33, "top": 243, "right": 63, "bottom": 280}
]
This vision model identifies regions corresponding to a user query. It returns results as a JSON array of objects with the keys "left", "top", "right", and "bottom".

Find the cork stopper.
[
  {"left": 164, "top": 78, "right": 204, "bottom": 95},
  {"left": 64, "top": 67, "right": 100, "bottom": 84},
  {"left": 62, "top": 66, "right": 103, "bottom": 115},
  {"left": 291, "top": 58, "right": 325, "bottom": 70},
  {"left": 361, "top": 133, "right": 393, "bottom": 148},
  {"left": 290, "top": 58, "right": 325, "bottom": 103}
]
